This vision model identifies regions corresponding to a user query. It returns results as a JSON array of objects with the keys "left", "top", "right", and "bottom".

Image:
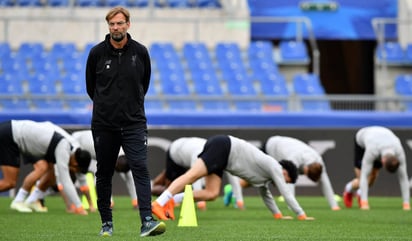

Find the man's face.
[
  {"left": 108, "top": 13, "right": 130, "bottom": 42},
  {"left": 282, "top": 169, "right": 292, "bottom": 183}
]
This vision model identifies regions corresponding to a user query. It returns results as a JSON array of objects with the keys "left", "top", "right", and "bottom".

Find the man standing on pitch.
[{"left": 85, "top": 7, "right": 165, "bottom": 237}]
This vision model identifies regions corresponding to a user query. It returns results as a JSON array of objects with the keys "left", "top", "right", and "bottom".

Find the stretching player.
[
  {"left": 71, "top": 130, "right": 138, "bottom": 209},
  {"left": 152, "top": 135, "right": 314, "bottom": 221},
  {"left": 18, "top": 122, "right": 94, "bottom": 214},
  {"left": 264, "top": 135, "right": 340, "bottom": 210},
  {"left": 0, "top": 120, "right": 90, "bottom": 214},
  {"left": 343, "top": 126, "right": 410, "bottom": 210},
  {"left": 151, "top": 137, "right": 244, "bottom": 211}
]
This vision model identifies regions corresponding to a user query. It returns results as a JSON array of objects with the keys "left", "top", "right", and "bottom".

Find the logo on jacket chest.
[
  {"left": 105, "top": 60, "right": 112, "bottom": 69},
  {"left": 131, "top": 55, "right": 137, "bottom": 66}
]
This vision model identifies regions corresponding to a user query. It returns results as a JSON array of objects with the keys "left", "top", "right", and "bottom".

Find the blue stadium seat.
[
  {"left": 219, "top": 58, "right": 246, "bottom": 72},
  {"left": 248, "top": 41, "right": 274, "bottom": 61},
  {"left": 183, "top": 42, "right": 210, "bottom": 59},
  {"left": 394, "top": 74, "right": 412, "bottom": 111},
  {"left": 215, "top": 42, "right": 241, "bottom": 58},
  {"left": 193, "top": 80, "right": 224, "bottom": 96},
  {"left": 150, "top": 42, "right": 177, "bottom": 59},
  {"left": 260, "top": 77, "right": 289, "bottom": 96},
  {"left": 28, "top": 82, "right": 57, "bottom": 96},
  {"left": 1, "top": 69, "right": 32, "bottom": 86},
  {"left": 27, "top": 73, "right": 58, "bottom": 95},
  {"left": 18, "top": 42, "right": 44, "bottom": 57},
  {"left": 201, "top": 100, "right": 231, "bottom": 111},
  {"left": 159, "top": 70, "right": 187, "bottom": 85},
  {"left": 395, "top": 74, "right": 412, "bottom": 95},
  {"left": 279, "top": 40, "right": 309, "bottom": 63},
  {"left": 32, "top": 99, "right": 65, "bottom": 110},
  {"left": 0, "top": 0, "right": 15, "bottom": 6},
  {"left": 406, "top": 44, "right": 412, "bottom": 64},
  {"left": 1, "top": 56, "right": 30, "bottom": 76},
  {"left": 223, "top": 71, "right": 251, "bottom": 84},
  {"left": 16, "top": 0, "right": 43, "bottom": 6},
  {"left": 293, "top": 73, "right": 330, "bottom": 111},
  {"left": 293, "top": 73, "right": 325, "bottom": 95},
  {"left": 196, "top": 0, "right": 221, "bottom": 8},
  {"left": 187, "top": 60, "right": 215, "bottom": 73},
  {"left": 126, "top": 0, "right": 149, "bottom": 7},
  {"left": 66, "top": 99, "right": 92, "bottom": 110},
  {"left": 62, "top": 54, "right": 85, "bottom": 74},
  {"left": 0, "top": 99, "right": 30, "bottom": 110},
  {"left": 50, "top": 42, "right": 77, "bottom": 57},
  {"left": 156, "top": 61, "right": 185, "bottom": 73},
  {"left": 249, "top": 58, "right": 279, "bottom": 75},
  {"left": 145, "top": 100, "right": 163, "bottom": 111},
  {"left": 167, "top": 0, "right": 190, "bottom": 8},
  {"left": 183, "top": 42, "right": 214, "bottom": 72},
  {"left": 160, "top": 82, "right": 190, "bottom": 95},
  {"left": 301, "top": 100, "right": 331, "bottom": 112},
  {"left": 106, "top": 0, "right": 127, "bottom": 6},
  {"left": 76, "top": 0, "right": 103, "bottom": 6},
  {"left": 191, "top": 71, "right": 220, "bottom": 85},
  {"left": 168, "top": 100, "right": 197, "bottom": 111},
  {"left": 0, "top": 42, "right": 11, "bottom": 56},
  {"left": 234, "top": 101, "right": 262, "bottom": 112},
  {"left": 48, "top": 0, "right": 69, "bottom": 6},
  {"left": 31, "top": 54, "right": 60, "bottom": 75},
  {"left": 227, "top": 81, "right": 257, "bottom": 96},
  {"left": 376, "top": 42, "right": 405, "bottom": 64},
  {"left": 0, "top": 81, "right": 24, "bottom": 95},
  {"left": 61, "top": 73, "right": 83, "bottom": 84},
  {"left": 61, "top": 81, "right": 87, "bottom": 95}
]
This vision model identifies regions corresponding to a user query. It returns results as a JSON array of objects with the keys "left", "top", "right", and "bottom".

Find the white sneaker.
[
  {"left": 10, "top": 201, "right": 32, "bottom": 213},
  {"left": 26, "top": 201, "right": 48, "bottom": 212}
]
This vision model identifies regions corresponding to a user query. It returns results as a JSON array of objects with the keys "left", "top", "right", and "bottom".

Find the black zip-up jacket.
[{"left": 86, "top": 33, "right": 151, "bottom": 130}]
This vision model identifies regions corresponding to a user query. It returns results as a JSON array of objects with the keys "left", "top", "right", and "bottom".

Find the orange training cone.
[{"left": 178, "top": 185, "right": 198, "bottom": 227}]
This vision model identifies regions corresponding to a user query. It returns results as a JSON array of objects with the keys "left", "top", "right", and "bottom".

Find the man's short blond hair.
[{"left": 106, "top": 6, "right": 130, "bottom": 23}]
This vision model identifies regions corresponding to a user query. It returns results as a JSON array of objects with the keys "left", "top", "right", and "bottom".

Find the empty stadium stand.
[{"left": 0, "top": 40, "right": 321, "bottom": 113}]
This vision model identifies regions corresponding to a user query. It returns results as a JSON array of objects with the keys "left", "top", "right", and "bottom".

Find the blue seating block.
[
  {"left": 279, "top": 40, "right": 309, "bottom": 63},
  {"left": 376, "top": 42, "right": 405, "bottom": 64}
]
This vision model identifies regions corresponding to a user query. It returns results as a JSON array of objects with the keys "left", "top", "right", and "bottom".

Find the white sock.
[
  {"left": 173, "top": 193, "right": 184, "bottom": 204},
  {"left": 13, "top": 188, "right": 29, "bottom": 202},
  {"left": 157, "top": 190, "right": 173, "bottom": 206},
  {"left": 344, "top": 182, "right": 353, "bottom": 193},
  {"left": 356, "top": 189, "right": 361, "bottom": 196},
  {"left": 25, "top": 187, "right": 45, "bottom": 204}
]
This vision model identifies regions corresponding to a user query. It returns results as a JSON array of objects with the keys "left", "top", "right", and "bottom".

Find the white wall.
[
  {"left": 0, "top": 4, "right": 250, "bottom": 50},
  {"left": 398, "top": 0, "right": 412, "bottom": 47}
]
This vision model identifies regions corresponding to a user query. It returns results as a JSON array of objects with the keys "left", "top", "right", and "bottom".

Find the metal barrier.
[{"left": 1, "top": 93, "right": 411, "bottom": 112}]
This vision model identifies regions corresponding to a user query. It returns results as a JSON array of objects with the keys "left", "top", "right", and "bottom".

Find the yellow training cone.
[
  {"left": 81, "top": 172, "right": 97, "bottom": 209},
  {"left": 178, "top": 185, "right": 198, "bottom": 227}
]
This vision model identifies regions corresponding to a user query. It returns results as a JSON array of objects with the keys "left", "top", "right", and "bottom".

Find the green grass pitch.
[{"left": 1, "top": 196, "right": 411, "bottom": 240}]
